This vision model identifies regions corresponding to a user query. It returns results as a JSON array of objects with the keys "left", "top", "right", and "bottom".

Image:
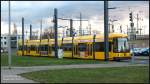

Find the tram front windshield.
[{"left": 113, "top": 38, "right": 130, "bottom": 52}]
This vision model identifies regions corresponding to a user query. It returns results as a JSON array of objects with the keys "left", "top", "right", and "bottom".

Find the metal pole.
[
  {"left": 112, "top": 24, "right": 114, "bottom": 32},
  {"left": 104, "top": 1, "right": 109, "bottom": 61},
  {"left": 16, "top": 25, "right": 18, "bottom": 53},
  {"left": 129, "top": 12, "right": 135, "bottom": 64},
  {"left": 120, "top": 25, "right": 122, "bottom": 33},
  {"left": 30, "top": 24, "right": 32, "bottom": 40},
  {"left": 127, "top": 25, "right": 129, "bottom": 35},
  {"left": 72, "top": 34, "right": 74, "bottom": 59},
  {"left": 93, "top": 34, "right": 96, "bottom": 60},
  {"left": 40, "top": 19, "right": 42, "bottom": 56},
  {"left": 54, "top": 8, "right": 58, "bottom": 58},
  {"left": 89, "top": 24, "right": 91, "bottom": 35},
  {"left": 137, "top": 14, "right": 139, "bottom": 35},
  {"left": 25, "top": 30, "right": 27, "bottom": 40},
  {"left": 139, "top": 28, "right": 142, "bottom": 35},
  {"left": 40, "top": 20, "right": 42, "bottom": 40},
  {"left": 130, "top": 12, "right": 134, "bottom": 40},
  {"left": 108, "top": 23, "right": 110, "bottom": 33},
  {"left": 14, "top": 23, "right": 18, "bottom": 51},
  {"left": 8, "top": 1, "right": 11, "bottom": 69},
  {"left": 70, "top": 19, "right": 73, "bottom": 37},
  {"left": 22, "top": 17, "right": 24, "bottom": 56},
  {"left": 131, "top": 44, "right": 135, "bottom": 64},
  {"left": 79, "top": 13, "right": 82, "bottom": 36}
]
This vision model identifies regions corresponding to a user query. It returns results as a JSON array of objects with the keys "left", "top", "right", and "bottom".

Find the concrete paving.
[
  {"left": 134, "top": 56, "right": 149, "bottom": 60},
  {"left": 1, "top": 74, "right": 36, "bottom": 83},
  {"left": 1, "top": 62, "right": 149, "bottom": 83},
  {"left": 1, "top": 69, "right": 37, "bottom": 83},
  {"left": 1, "top": 55, "right": 149, "bottom": 83}
]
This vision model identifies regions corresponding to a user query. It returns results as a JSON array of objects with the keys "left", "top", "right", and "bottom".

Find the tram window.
[
  {"left": 30, "top": 45, "right": 33, "bottom": 50},
  {"left": 27, "top": 46, "right": 30, "bottom": 50},
  {"left": 27, "top": 46, "right": 30, "bottom": 51},
  {"left": 39, "top": 45, "right": 42, "bottom": 51},
  {"left": 19, "top": 45, "right": 27, "bottom": 50},
  {"left": 39, "top": 46, "right": 41, "bottom": 51},
  {"left": 31, "top": 45, "right": 36, "bottom": 51},
  {"left": 35, "top": 46, "right": 37, "bottom": 51},
  {"left": 45, "top": 45, "right": 48, "bottom": 51},
  {"left": 60, "top": 45, "right": 63, "bottom": 49},
  {"left": 74, "top": 46, "right": 76, "bottom": 54},
  {"left": 94, "top": 42, "right": 103, "bottom": 51},
  {"left": 78, "top": 43, "right": 87, "bottom": 51},
  {"left": 38, "top": 46, "right": 41, "bottom": 51},
  {"left": 62, "top": 43, "right": 72, "bottom": 51},
  {"left": 58, "top": 46, "right": 61, "bottom": 49},
  {"left": 24, "top": 45, "right": 27, "bottom": 50},
  {"left": 40, "top": 45, "right": 48, "bottom": 51},
  {"left": 19, "top": 46, "right": 22, "bottom": 50},
  {"left": 41, "top": 46, "right": 44, "bottom": 51},
  {"left": 39, "top": 46, "right": 42, "bottom": 51},
  {"left": 49, "top": 46, "right": 51, "bottom": 53},
  {"left": 109, "top": 42, "right": 112, "bottom": 51},
  {"left": 76, "top": 45, "right": 78, "bottom": 54},
  {"left": 37, "top": 46, "right": 39, "bottom": 52},
  {"left": 89, "top": 44, "right": 92, "bottom": 55},
  {"left": 26, "top": 46, "right": 28, "bottom": 50},
  {"left": 113, "top": 38, "right": 129, "bottom": 52},
  {"left": 94, "top": 42, "right": 111, "bottom": 52},
  {"left": 59, "top": 45, "right": 63, "bottom": 49},
  {"left": 90, "top": 44, "right": 93, "bottom": 55},
  {"left": 33, "top": 46, "right": 36, "bottom": 50},
  {"left": 52, "top": 45, "right": 55, "bottom": 51},
  {"left": 87, "top": 44, "right": 89, "bottom": 55}
]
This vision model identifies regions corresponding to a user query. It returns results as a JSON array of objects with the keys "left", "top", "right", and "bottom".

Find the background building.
[
  {"left": 128, "top": 35, "right": 149, "bottom": 48},
  {"left": 1, "top": 34, "right": 22, "bottom": 52},
  {"left": 1, "top": 24, "right": 22, "bottom": 52},
  {"left": 1, "top": 34, "right": 8, "bottom": 51}
]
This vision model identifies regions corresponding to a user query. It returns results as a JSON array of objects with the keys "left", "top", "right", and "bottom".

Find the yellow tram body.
[
  {"left": 17, "top": 40, "right": 28, "bottom": 56},
  {"left": 17, "top": 33, "right": 131, "bottom": 61}
]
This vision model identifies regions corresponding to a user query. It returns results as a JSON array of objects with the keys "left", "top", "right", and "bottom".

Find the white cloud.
[
  {"left": 1, "top": 21, "right": 9, "bottom": 34},
  {"left": 1, "top": 1, "right": 149, "bottom": 36},
  {"left": 1, "top": 21, "right": 22, "bottom": 34}
]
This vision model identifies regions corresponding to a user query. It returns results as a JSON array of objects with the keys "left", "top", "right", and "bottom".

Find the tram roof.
[
  {"left": 19, "top": 33, "right": 127, "bottom": 44},
  {"left": 77, "top": 33, "right": 128, "bottom": 40}
]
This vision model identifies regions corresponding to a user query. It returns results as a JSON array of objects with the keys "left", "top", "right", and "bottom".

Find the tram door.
[
  {"left": 48, "top": 45, "right": 52, "bottom": 57},
  {"left": 26, "top": 45, "right": 30, "bottom": 56},
  {"left": 85, "top": 44, "right": 89, "bottom": 58},
  {"left": 78, "top": 43, "right": 89, "bottom": 58},
  {"left": 37, "top": 45, "right": 40, "bottom": 56},
  {"left": 40, "top": 45, "right": 48, "bottom": 56},
  {"left": 74, "top": 45, "right": 79, "bottom": 58},
  {"left": 88, "top": 43, "right": 93, "bottom": 59},
  {"left": 72, "top": 44, "right": 76, "bottom": 58}
]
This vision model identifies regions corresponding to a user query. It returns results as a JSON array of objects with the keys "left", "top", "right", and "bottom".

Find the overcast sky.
[{"left": 1, "top": 1, "right": 149, "bottom": 36}]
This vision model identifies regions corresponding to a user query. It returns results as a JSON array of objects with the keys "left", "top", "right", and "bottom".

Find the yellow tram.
[{"left": 17, "top": 33, "right": 131, "bottom": 61}]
